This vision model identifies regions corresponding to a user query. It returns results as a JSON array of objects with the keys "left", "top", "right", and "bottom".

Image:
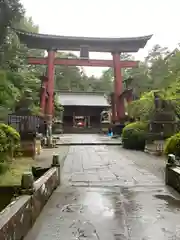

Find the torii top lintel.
[{"left": 15, "top": 29, "right": 152, "bottom": 53}]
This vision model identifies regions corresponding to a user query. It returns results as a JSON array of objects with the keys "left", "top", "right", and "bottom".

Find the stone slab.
[{"left": 23, "top": 134, "right": 180, "bottom": 240}]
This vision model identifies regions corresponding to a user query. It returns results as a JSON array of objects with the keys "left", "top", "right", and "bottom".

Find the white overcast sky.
[{"left": 21, "top": 0, "right": 180, "bottom": 76}]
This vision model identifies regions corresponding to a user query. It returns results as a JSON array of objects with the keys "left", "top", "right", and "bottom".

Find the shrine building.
[{"left": 57, "top": 91, "right": 110, "bottom": 133}]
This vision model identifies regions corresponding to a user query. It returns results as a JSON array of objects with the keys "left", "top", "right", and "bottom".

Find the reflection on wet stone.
[
  {"left": 61, "top": 204, "right": 74, "bottom": 212},
  {"left": 70, "top": 220, "right": 98, "bottom": 239}
]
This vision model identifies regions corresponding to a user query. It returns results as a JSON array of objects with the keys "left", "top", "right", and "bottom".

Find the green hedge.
[
  {"left": 122, "top": 121, "right": 148, "bottom": 150},
  {"left": 164, "top": 132, "right": 180, "bottom": 157}
]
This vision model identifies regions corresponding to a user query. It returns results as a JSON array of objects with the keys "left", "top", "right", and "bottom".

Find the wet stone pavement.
[
  {"left": 56, "top": 133, "right": 122, "bottom": 145},
  {"left": 25, "top": 134, "right": 180, "bottom": 240}
]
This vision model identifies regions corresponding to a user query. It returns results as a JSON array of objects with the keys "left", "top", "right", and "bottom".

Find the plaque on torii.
[{"left": 80, "top": 45, "right": 89, "bottom": 59}]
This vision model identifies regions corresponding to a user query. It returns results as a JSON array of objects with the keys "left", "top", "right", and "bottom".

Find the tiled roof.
[{"left": 14, "top": 29, "right": 152, "bottom": 52}]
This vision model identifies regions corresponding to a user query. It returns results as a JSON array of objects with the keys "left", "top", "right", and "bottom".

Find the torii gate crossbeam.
[{"left": 28, "top": 57, "right": 138, "bottom": 68}]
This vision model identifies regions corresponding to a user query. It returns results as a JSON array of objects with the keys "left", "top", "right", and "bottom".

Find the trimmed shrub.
[
  {"left": 122, "top": 121, "right": 148, "bottom": 150},
  {"left": 164, "top": 132, "right": 180, "bottom": 157}
]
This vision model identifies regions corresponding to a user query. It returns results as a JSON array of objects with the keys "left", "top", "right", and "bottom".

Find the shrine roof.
[
  {"left": 57, "top": 92, "right": 110, "bottom": 107},
  {"left": 15, "top": 29, "right": 152, "bottom": 52}
]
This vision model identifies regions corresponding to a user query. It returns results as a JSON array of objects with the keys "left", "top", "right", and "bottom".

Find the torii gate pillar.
[
  {"left": 112, "top": 53, "right": 124, "bottom": 121},
  {"left": 40, "top": 76, "right": 48, "bottom": 114},
  {"left": 46, "top": 50, "right": 56, "bottom": 121},
  {"left": 43, "top": 49, "right": 56, "bottom": 143}
]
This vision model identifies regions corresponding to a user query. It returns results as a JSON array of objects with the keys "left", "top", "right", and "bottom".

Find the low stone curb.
[{"left": 0, "top": 154, "right": 63, "bottom": 240}]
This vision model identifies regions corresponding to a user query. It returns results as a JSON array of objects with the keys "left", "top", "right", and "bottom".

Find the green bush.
[
  {"left": 0, "top": 124, "right": 20, "bottom": 158},
  {"left": 122, "top": 121, "right": 148, "bottom": 150},
  {"left": 0, "top": 128, "right": 9, "bottom": 174},
  {"left": 0, "top": 124, "right": 20, "bottom": 143},
  {"left": 0, "top": 128, "right": 8, "bottom": 153},
  {"left": 0, "top": 162, "right": 9, "bottom": 174},
  {"left": 0, "top": 124, "right": 20, "bottom": 150},
  {"left": 164, "top": 132, "right": 180, "bottom": 157}
]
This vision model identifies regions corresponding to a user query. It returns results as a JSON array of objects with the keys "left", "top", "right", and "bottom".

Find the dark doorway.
[
  {"left": 91, "top": 116, "right": 100, "bottom": 128},
  {"left": 63, "top": 116, "right": 73, "bottom": 127}
]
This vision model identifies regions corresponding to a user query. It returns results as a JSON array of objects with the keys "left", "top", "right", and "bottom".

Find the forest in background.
[{"left": 1, "top": 0, "right": 180, "bottom": 121}]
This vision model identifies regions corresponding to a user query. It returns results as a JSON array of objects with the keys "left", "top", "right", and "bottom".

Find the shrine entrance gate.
[{"left": 15, "top": 30, "right": 152, "bottom": 128}]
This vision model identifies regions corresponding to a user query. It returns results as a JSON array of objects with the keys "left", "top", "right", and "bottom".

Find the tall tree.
[{"left": 0, "top": 0, "right": 24, "bottom": 52}]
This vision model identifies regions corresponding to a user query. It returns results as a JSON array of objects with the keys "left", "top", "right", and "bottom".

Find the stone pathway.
[
  {"left": 25, "top": 135, "right": 180, "bottom": 240},
  {"left": 56, "top": 133, "right": 121, "bottom": 145}
]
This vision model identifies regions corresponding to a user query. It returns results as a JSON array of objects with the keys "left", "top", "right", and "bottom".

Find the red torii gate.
[{"left": 15, "top": 30, "right": 152, "bottom": 124}]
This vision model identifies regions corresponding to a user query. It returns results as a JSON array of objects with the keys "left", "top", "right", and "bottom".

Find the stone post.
[
  {"left": 51, "top": 154, "right": 61, "bottom": 185},
  {"left": 21, "top": 171, "right": 34, "bottom": 194},
  {"left": 167, "top": 154, "right": 176, "bottom": 165}
]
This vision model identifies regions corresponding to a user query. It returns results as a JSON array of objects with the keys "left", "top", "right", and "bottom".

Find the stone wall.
[
  {"left": 165, "top": 165, "right": 180, "bottom": 192},
  {"left": 0, "top": 167, "right": 60, "bottom": 240}
]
